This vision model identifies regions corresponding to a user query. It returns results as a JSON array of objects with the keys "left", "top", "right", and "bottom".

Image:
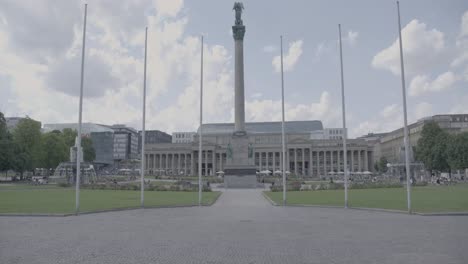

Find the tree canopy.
[
  {"left": 0, "top": 112, "right": 97, "bottom": 176},
  {"left": 416, "top": 122, "right": 468, "bottom": 174}
]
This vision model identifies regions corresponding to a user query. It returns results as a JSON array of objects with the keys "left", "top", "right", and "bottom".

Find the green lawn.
[
  {"left": 0, "top": 189, "right": 221, "bottom": 214},
  {"left": 265, "top": 185, "right": 468, "bottom": 213}
]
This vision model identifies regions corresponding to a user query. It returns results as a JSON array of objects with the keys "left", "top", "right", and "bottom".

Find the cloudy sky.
[{"left": 0, "top": 0, "right": 467, "bottom": 138}]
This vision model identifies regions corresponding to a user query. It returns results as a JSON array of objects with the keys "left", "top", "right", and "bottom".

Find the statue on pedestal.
[{"left": 233, "top": 2, "right": 244, "bottom": 25}]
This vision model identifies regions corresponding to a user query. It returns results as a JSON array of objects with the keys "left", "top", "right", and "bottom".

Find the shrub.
[
  {"left": 350, "top": 182, "right": 402, "bottom": 189},
  {"left": 414, "top": 181, "right": 428, "bottom": 187},
  {"left": 58, "top": 182, "right": 71, "bottom": 188}
]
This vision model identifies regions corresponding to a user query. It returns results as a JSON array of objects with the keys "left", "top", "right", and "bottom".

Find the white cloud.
[
  {"left": 453, "top": 11, "right": 468, "bottom": 82},
  {"left": 351, "top": 102, "right": 434, "bottom": 138},
  {"left": 414, "top": 102, "right": 433, "bottom": 119},
  {"left": 372, "top": 19, "right": 445, "bottom": 76},
  {"left": 251, "top": 92, "right": 262, "bottom": 99},
  {"left": 313, "top": 42, "right": 330, "bottom": 61},
  {"left": 245, "top": 91, "right": 341, "bottom": 127},
  {"left": 450, "top": 95, "right": 468, "bottom": 114},
  {"left": 272, "top": 40, "right": 303, "bottom": 73},
  {"left": 459, "top": 10, "right": 468, "bottom": 38},
  {"left": 381, "top": 104, "right": 400, "bottom": 119},
  {"left": 155, "top": 0, "right": 184, "bottom": 17},
  {"left": 408, "top": 71, "right": 456, "bottom": 96},
  {"left": 262, "top": 45, "right": 276, "bottom": 53},
  {"left": 0, "top": 0, "right": 234, "bottom": 133},
  {"left": 450, "top": 51, "right": 468, "bottom": 68},
  {"left": 346, "top": 30, "right": 359, "bottom": 45}
]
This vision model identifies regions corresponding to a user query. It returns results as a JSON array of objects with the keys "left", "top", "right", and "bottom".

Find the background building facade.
[
  {"left": 376, "top": 114, "right": 468, "bottom": 163},
  {"left": 111, "top": 124, "right": 139, "bottom": 161},
  {"left": 144, "top": 121, "right": 373, "bottom": 177},
  {"left": 138, "top": 130, "right": 172, "bottom": 154},
  {"left": 172, "top": 132, "right": 195, "bottom": 143}
]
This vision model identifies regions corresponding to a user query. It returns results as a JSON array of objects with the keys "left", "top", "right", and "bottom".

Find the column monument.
[{"left": 224, "top": 2, "right": 257, "bottom": 188}]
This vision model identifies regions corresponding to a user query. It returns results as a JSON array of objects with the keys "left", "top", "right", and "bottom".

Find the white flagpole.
[
  {"left": 76, "top": 3, "right": 87, "bottom": 215},
  {"left": 280, "top": 35, "right": 287, "bottom": 206},
  {"left": 198, "top": 36, "right": 204, "bottom": 206},
  {"left": 397, "top": 1, "right": 412, "bottom": 213},
  {"left": 141, "top": 27, "right": 148, "bottom": 208},
  {"left": 338, "top": 24, "right": 349, "bottom": 208}
]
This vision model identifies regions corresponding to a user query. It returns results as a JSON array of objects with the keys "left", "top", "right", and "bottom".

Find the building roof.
[
  {"left": 198, "top": 120, "right": 323, "bottom": 135},
  {"left": 42, "top": 123, "right": 113, "bottom": 134}
]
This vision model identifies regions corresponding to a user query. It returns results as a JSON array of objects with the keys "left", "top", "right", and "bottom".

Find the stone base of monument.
[{"left": 223, "top": 166, "right": 257, "bottom": 188}]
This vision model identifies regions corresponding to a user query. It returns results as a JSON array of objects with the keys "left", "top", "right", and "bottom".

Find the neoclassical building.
[{"left": 144, "top": 121, "right": 374, "bottom": 178}]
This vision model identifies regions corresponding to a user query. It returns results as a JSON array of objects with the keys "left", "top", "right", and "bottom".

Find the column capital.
[{"left": 232, "top": 25, "right": 245, "bottom": 40}]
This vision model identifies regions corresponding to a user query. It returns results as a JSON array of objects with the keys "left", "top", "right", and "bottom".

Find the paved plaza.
[{"left": 1, "top": 189, "right": 468, "bottom": 263}]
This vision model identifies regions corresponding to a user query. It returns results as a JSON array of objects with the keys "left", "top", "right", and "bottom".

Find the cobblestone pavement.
[{"left": 1, "top": 189, "right": 468, "bottom": 264}]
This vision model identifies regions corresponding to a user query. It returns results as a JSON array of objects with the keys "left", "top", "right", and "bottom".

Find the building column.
[
  {"left": 184, "top": 153, "right": 187, "bottom": 176},
  {"left": 190, "top": 152, "right": 194, "bottom": 176},
  {"left": 294, "top": 148, "right": 298, "bottom": 175},
  {"left": 364, "top": 150, "right": 369, "bottom": 172},
  {"left": 157, "top": 154, "right": 161, "bottom": 172},
  {"left": 337, "top": 150, "right": 341, "bottom": 172},
  {"left": 143, "top": 154, "right": 147, "bottom": 171},
  {"left": 257, "top": 152, "right": 260, "bottom": 171},
  {"left": 165, "top": 153, "right": 168, "bottom": 174},
  {"left": 358, "top": 150, "right": 362, "bottom": 172},
  {"left": 204, "top": 150, "right": 208, "bottom": 176},
  {"left": 316, "top": 151, "right": 320, "bottom": 177},
  {"left": 301, "top": 148, "right": 305, "bottom": 176},
  {"left": 169, "top": 154, "right": 173, "bottom": 175},
  {"left": 286, "top": 149, "right": 290, "bottom": 172},
  {"left": 272, "top": 152, "right": 276, "bottom": 173},
  {"left": 309, "top": 148, "right": 313, "bottom": 177},
  {"left": 220, "top": 153, "right": 224, "bottom": 171},
  {"left": 212, "top": 149, "right": 216, "bottom": 175},
  {"left": 331, "top": 151, "right": 334, "bottom": 173}
]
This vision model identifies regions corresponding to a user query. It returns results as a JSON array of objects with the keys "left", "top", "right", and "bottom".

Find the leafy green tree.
[
  {"left": 11, "top": 117, "right": 42, "bottom": 178},
  {"left": 62, "top": 128, "right": 78, "bottom": 148},
  {"left": 0, "top": 112, "right": 6, "bottom": 137},
  {"left": 0, "top": 112, "right": 13, "bottom": 175},
  {"left": 415, "top": 122, "right": 450, "bottom": 174},
  {"left": 39, "top": 131, "right": 68, "bottom": 169},
  {"left": 446, "top": 132, "right": 468, "bottom": 171},
  {"left": 375, "top": 156, "right": 388, "bottom": 173},
  {"left": 82, "top": 136, "right": 95, "bottom": 162}
]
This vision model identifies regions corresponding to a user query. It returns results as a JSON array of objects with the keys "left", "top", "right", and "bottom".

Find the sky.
[{"left": 0, "top": 0, "right": 467, "bottom": 138}]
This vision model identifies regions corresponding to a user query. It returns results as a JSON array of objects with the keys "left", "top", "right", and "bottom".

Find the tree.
[
  {"left": 82, "top": 136, "right": 95, "bottom": 162},
  {"left": 39, "top": 131, "right": 68, "bottom": 169},
  {"left": 431, "top": 132, "right": 450, "bottom": 173},
  {"left": 375, "top": 156, "right": 388, "bottom": 173},
  {"left": 62, "top": 128, "right": 78, "bottom": 148},
  {"left": 446, "top": 132, "right": 468, "bottom": 171},
  {"left": 415, "top": 122, "right": 449, "bottom": 173},
  {"left": 11, "top": 117, "right": 42, "bottom": 178},
  {"left": 0, "top": 112, "right": 6, "bottom": 137},
  {"left": 0, "top": 112, "right": 14, "bottom": 175}
]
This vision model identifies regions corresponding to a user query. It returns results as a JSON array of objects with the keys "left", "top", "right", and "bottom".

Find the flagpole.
[
  {"left": 397, "top": 1, "right": 412, "bottom": 214},
  {"left": 280, "top": 35, "right": 287, "bottom": 206},
  {"left": 338, "top": 24, "right": 349, "bottom": 208},
  {"left": 76, "top": 3, "right": 87, "bottom": 215},
  {"left": 141, "top": 27, "right": 148, "bottom": 208},
  {"left": 198, "top": 36, "right": 204, "bottom": 206}
]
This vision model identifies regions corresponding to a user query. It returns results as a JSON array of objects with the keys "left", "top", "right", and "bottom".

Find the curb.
[
  {"left": 0, "top": 213, "right": 70, "bottom": 217},
  {"left": 0, "top": 192, "right": 223, "bottom": 217},
  {"left": 260, "top": 192, "right": 468, "bottom": 216},
  {"left": 261, "top": 192, "right": 278, "bottom": 206},
  {"left": 413, "top": 212, "right": 468, "bottom": 216}
]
